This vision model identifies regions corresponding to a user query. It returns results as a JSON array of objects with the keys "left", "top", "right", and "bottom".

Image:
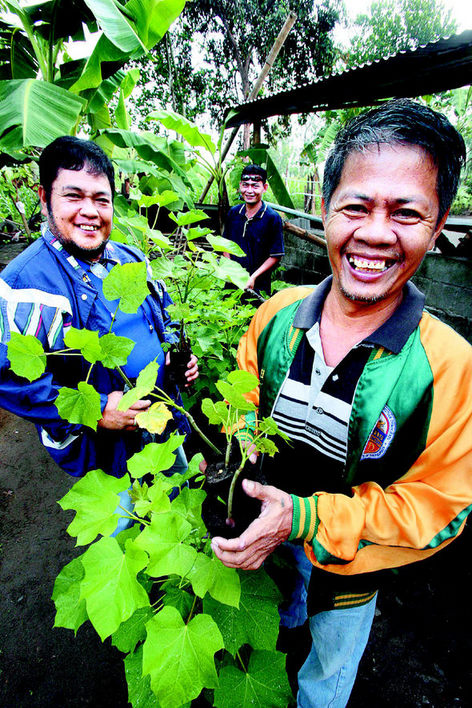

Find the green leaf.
[
  {"left": 170, "top": 486, "right": 207, "bottom": 535},
  {"left": 52, "top": 557, "right": 88, "bottom": 634},
  {"left": 58, "top": 469, "right": 130, "bottom": 545},
  {"left": 0, "top": 79, "right": 85, "bottom": 149},
  {"left": 213, "top": 650, "right": 292, "bottom": 708},
  {"left": 134, "top": 512, "right": 197, "bottom": 578},
  {"left": 186, "top": 225, "right": 213, "bottom": 241},
  {"left": 204, "top": 253, "right": 249, "bottom": 289},
  {"left": 187, "top": 553, "right": 240, "bottom": 607},
  {"left": 139, "top": 190, "right": 179, "bottom": 208},
  {"left": 118, "top": 359, "right": 159, "bottom": 411},
  {"left": 6, "top": 332, "right": 46, "bottom": 381},
  {"left": 127, "top": 436, "right": 185, "bottom": 478},
  {"left": 135, "top": 401, "right": 173, "bottom": 434},
  {"left": 130, "top": 478, "right": 171, "bottom": 517},
  {"left": 227, "top": 370, "right": 259, "bottom": 393},
  {"left": 83, "top": 0, "right": 146, "bottom": 54},
  {"left": 147, "top": 109, "right": 216, "bottom": 153},
  {"left": 142, "top": 606, "right": 224, "bottom": 706},
  {"left": 111, "top": 605, "right": 154, "bottom": 653},
  {"left": 80, "top": 536, "right": 150, "bottom": 640},
  {"left": 206, "top": 234, "right": 245, "bottom": 257},
  {"left": 216, "top": 381, "right": 256, "bottom": 413},
  {"left": 203, "top": 569, "right": 281, "bottom": 656},
  {"left": 102, "top": 261, "right": 149, "bottom": 313},
  {"left": 55, "top": 381, "right": 103, "bottom": 430},
  {"left": 161, "top": 577, "right": 194, "bottom": 619},
  {"left": 254, "top": 437, "right": 278, "bottom": 456},
  {"left": 98, "top": 332, "right": 135, "bottom": 368},
  {"left": 201, "top": 398, "right": 229, "bottom": 426},
  {"left": 124, "top": 645, "right": 159, "bottom": 708},
  {"left": 103, "top": 128, "right": 188, "bottom": 179},
  {"left": 64, "top": 327, "right": 102, "bottom": 364},
  {"left": 169, "top": 209, "right": 210, "bottom": 227}
]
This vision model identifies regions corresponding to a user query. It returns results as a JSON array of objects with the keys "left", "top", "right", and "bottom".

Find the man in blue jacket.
[{"left": 0, "top": 136, "right": 197, "bottom": 481}]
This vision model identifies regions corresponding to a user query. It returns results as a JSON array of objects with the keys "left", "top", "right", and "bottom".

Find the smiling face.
[
  {"left": 239, "top": 175, "right": 268, "bottom": 207},
  {"left": 321, "top": 144, "right": 448, "bottom": 314},
  {"left": 39, "top": 167, "right": 113, "bottom": 261}
]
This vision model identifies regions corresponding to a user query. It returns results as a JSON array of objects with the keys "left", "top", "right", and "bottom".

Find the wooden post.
[{"left": 199, "top": 11, "right": 297, "bottom": 202}]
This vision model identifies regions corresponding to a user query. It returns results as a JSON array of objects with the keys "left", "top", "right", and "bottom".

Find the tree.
[
  {"left": 345, "top": 0, "right": 457, "bottom": 66},
  {"left": 130, "top": 0, "right": 342, "bottom": 128}
]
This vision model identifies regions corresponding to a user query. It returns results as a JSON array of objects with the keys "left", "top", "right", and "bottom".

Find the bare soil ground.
[{"left": 1, "top": 407, "right": 471, "bottom": 707}]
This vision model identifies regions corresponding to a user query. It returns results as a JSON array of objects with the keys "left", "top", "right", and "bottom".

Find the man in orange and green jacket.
[{"left": 211, "top": 99, "right": 472, "bottom": 707}]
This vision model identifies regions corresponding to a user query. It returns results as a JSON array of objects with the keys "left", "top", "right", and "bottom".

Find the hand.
[
  {"left": 184, "top": 353, "right": 199, "bottom": 386},
  {"left": 97, "top": 390, "right": 151, "bottom": 431},
  {"left": 244, "top": 275, "right": 256, "bottom": 291},
  {"left": 211, "top": 480, "right": 293, "bottom": 570}
]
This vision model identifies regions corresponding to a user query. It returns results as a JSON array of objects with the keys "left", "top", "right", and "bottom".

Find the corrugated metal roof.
[{"left": 225, "top": 30, "right": 472, "bottom": 127}]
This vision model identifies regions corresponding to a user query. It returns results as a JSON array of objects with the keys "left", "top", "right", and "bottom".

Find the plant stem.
[
  {"left": 236, "top": 649, "right": 247, "bottom": 672},
  {"left": 186, "top": 594, "right": 198, "bottom": 624},
  {"left": 227, "top": 461, "right": 245, "bottom": 522},
  {"left": 117, "top": 504, "right": 149, "bottom": 526}
]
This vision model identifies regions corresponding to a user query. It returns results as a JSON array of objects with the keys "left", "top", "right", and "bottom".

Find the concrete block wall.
[{"left": 280, "top": 228, "right": 472, "bottom": 344}]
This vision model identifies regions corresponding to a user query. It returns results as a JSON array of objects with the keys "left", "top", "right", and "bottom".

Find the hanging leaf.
[
  {"left": 216, "top": 380, "right": 256, "bottom": 412},
  {"left": 64, "top": 327, "right": 102, "bottom": 364},
  {"left": 135, "top": 401, "right": 173, "bottom": 434},
  {"left": 147, "top": 108, "right": 216, "bottom": 153},
  {"left": 161, "top": 577, "right": 194, "bottom": 619},
  {"left": 6, "top": 332, "right": 46, "bottom": 381},
  {"left": 206, "top": 234, "right": 245, "bottom": 257},
  {"left": 55, "top": 381, "right": 103, "bottom": 430},
  {"left": 142, "top": 606, "right": 223, "bottom": 706},
  {"left": 52, "top": 557, "right": 88, "bottom": 635},
  {"left": 0, "top": 79, "right": 85, "bottom": 149},
  {"left": 98, "top": 332, "right": 135, "bottom": 368},
  {"left": 111, "top": 605, "right": 154, "bottom": 654},
  {"left": 58, "top": 469, "right": 131, "bottom": 545},
  {"left": 186, "top": 553, "right": 240, "bottom": 607},
  {"left": 124, "top": 645, "right": 158, "bottom": 708},
  {"left": 127, "top": 435, "right": 185, "bottom": 478},
  {"left": 82, "top": 0, "right": 146, "bottom": 55},
  {"left": 102, "top": 261, "right": 149, "bottom": 313},
  {"left": 201, "top": 399, "right": 229, "bottom": 427},
  {"left": 117, "top": 359, "right": 160, "bottom": 411},
  {"left": 169, "top": 209, "right": 210, "bottom": 227},
  {"left": 80, "top": 537, "right": 150, "bottom": 640},
  {"left": 134, "top": 512, "right": 197, "bottom": 578},
  {"left": 203, "top": 568, "right": 281, "bottom": 656},
  {"left": 213, "top": 650, "right": 292, "bottom": 708}
]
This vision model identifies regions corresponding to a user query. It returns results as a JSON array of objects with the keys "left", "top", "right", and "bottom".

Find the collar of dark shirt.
[{"left": 293, "top": 276, "right": 426, "bottom": 355}]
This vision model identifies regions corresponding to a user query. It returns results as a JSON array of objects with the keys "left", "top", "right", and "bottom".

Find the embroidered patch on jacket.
[{"left": 361, "top": 405, "right": 396, "bottom": 460}]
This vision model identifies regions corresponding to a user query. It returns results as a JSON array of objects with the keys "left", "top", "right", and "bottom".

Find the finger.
[
  {"left": 211, "top": 535, "right": 245, "bottom": 553},
  {"left": 199, "top": 459, "right": 208, "bottom": 473},
  {"left": 129, "top": 399, "right": 151, "bottom": 412}
]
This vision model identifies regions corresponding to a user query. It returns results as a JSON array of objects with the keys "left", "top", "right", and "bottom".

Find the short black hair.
[
  {"left": 322, "top": 99, "right": 466, "bottom": 224},
  {"left": 39, "top": 136, "right": 115, "bottom": 205},
  {"left": 241, "top": 164, "right": 267, "bottom": 183}
]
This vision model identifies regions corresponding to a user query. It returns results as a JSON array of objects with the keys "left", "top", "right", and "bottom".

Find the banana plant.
[{"left": 0, "top": 0, "right": 186, "bottom": 158}]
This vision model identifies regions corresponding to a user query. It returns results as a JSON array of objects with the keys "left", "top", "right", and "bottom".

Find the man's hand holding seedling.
[{"left": 211, "top": 480, "right": 293, "bottom": 570}]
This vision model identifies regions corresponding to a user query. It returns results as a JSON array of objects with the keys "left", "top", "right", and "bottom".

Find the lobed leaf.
[
  {"left": 7, "top": 332, "right": 46, "bottom": 381},
  {"left": 127, "top": 435, "right": 185, "bottom": 478},
  {"left": 52, "top": 557, "right": 88, "bottom": 634},
  {"left": 102, "top": 261, "right": 149, "bottom": 313},
  {"left": 134, "top": 512, "right": 197, "bottom": 578},
  {"left": 187, "top": 553, "right": 240, "bottom": 607},
  {"left": 64, "top": 327, "right": 102, "bottom": 364},
  {"left": 169, "top": 209, "right": 210, "bottom": 227},
  {"left": 135, "top": 401, "right": 172, "bottom": 434},
  {"left": 99, "top": 332, "right": 135, "bottom": 368},
  {"left": 203, "top": 569, "right": 281, "bottom": 656},
  {"left": 58, "top": 469, "right": 130, "bottom": 545},
  {"left": 213, "top": 650, "right": 292, "bottom": 708},
  {"left": 206, "top": 234, "right": 245, "bottom": 257},
  {"left": 142, "top": 606, "right": 223, "bottom": 707},
  {"left": 55, "top": 381, "right": 103, "bottom": 430},
  {"left": 80, "top": 537, "right": 150, "bottom": 640},
  {"left": 111, "top": 605, "right": 154, "bottom": 654}
]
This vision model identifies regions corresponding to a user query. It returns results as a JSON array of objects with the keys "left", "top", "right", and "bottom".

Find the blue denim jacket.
[{"left": 0, "top": 228, "right": 190, "bottom": 477}]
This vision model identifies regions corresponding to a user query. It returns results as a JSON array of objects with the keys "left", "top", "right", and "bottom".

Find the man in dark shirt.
[{"left": 224, "top": 164, "right": 284, "bottom": 295}]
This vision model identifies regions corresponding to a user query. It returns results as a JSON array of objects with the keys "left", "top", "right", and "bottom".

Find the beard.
[
  {"left": 47, "top": 207, "right": 109, "bottom": 262},
  {"left": 55, "top": 235, "right": 108, "bottom": 262}
]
